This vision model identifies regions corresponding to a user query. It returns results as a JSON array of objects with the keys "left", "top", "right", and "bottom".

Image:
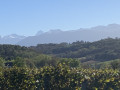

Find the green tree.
[
  {"left": 111, "top": 60, "right": 120, "bottom": 70},
  {"left": 0, "top": 57, "right": 4, "bottom": 67},
  {"left": 14, "top": 57, "right": 26, "bottom": 67}
]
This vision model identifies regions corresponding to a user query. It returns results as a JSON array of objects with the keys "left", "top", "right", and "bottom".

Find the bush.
[{"left": 0, "top": 64, "right": 120, "bottom": 90}]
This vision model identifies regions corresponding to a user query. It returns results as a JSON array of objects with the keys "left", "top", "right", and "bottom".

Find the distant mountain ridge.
[
  {"left": 0, "top": 34, "right": 26, "bottom": 44},
  {"left": 17, "top": 24, "right": 120, "bottom": 46},
  {"left": 1, "top": 24, "right": 120, "bottom": 46}
]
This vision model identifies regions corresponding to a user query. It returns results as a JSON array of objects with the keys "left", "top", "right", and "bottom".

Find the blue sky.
[{"left": 0, "top": 0, "right": 120, "bottom": 36}]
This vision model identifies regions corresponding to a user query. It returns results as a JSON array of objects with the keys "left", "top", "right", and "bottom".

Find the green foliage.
[
  {"left": 0, "top": 38, "right": 120, "bottom": 89},
  {"left": 32, "top": 54, "right": 58, "bottom": 67},
  {"left": 0, "top": 57, "right": 4, "bottom": 67},
  {"left": 94, "top": 59, "right": 120, "bottom": 69},
  {"left": 31, "top": 38, "right": 120, "bottom": 62},
  {"left": 0, "top": 67, "right": 36, "bottom": 89},
  {"left": 60, "top": 58, "right": 80, "bottom": 68},
  {"left": 0, "top": 45, "right": 37, "bottom": 61},
  {"left": 111, "top": 60, "right": 120, "bottom": 70},
  {"left": 0, "top": 44, "right": 61, "bottom": 68},
  {"left": 0, "top": 65, "right": 120, "bottom": 90},
  {"left": 14, "top": 57, "right": 26, "bottom": 67},
  {"left": 1, "top": 38, "right": 120, "bottom": 69}
]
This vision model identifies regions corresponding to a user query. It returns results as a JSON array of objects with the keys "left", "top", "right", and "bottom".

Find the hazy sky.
[{"left": 0, "top": 0, "right": 120, "bottom": 36}]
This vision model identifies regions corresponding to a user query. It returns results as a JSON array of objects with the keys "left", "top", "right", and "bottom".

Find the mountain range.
[
  {"left": 0, "top": 34, "right": 26, "bottom": 44},
  {"left": 1, "top": 24, "right": 120, "bottom": 46}
]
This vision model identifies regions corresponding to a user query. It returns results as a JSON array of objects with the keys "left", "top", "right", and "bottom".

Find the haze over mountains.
[
  {"left": 0, "top": 34, "right": 26, "bottom": 44},
  {"left": 1, "top": 24, "right": 120, "bottom": 46}
]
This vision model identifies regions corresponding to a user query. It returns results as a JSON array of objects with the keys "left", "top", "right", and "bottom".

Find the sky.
[{"left": 0, "top": 0, "right": 120, "bottom": 36}]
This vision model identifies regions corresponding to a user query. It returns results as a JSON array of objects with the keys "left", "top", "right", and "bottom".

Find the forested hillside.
[
  {"left": 31, "top": 38, "right": 120, "bottom": 62},
  {"left": 0, "top": 38, "right": 120, "bottom": 89},
  {"left": 0, "top": 38, "right": 120, "bottom": 69},
  {"left": 0, "top": 45, "right": 36, "bottom": 60},
  {"left": 0, "top": 44, "right": 62, "bottom": 68}
]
